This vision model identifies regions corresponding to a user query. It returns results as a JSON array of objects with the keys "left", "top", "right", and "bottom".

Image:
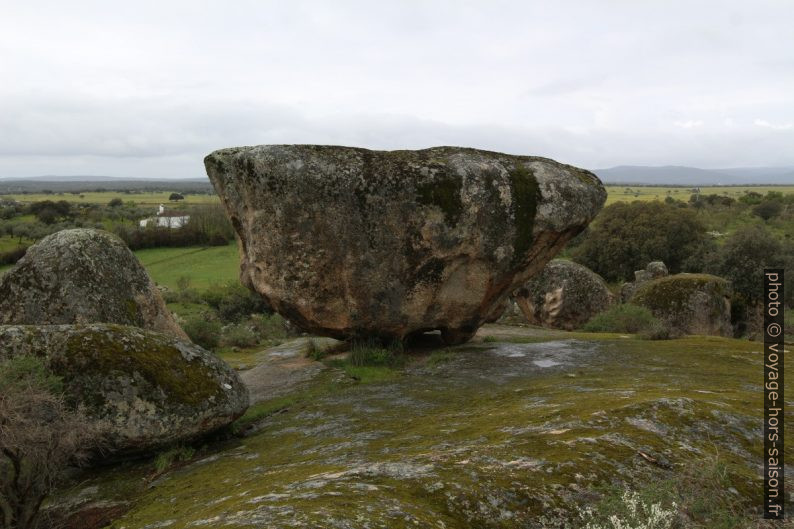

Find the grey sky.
[{"left": 1, "top": 0, "right": 793, "bottom": 178}]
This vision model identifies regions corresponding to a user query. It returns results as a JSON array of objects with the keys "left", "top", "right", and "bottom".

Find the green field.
[
  {"left": 3, "top": 186, "right": 793, "bottom": 208},
  {"left": 133, "top": 244, "right": 240, "bottom": 290},
  {"left": 1, "top": 191, "right": 219, "bottom": 206},
  {"left": 604, "top": 185, "right": 794, "bottom": 205}
]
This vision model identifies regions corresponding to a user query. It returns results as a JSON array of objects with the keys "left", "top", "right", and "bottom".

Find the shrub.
[
  {"left": 202, "top": 282, "right": 270, "bottom": 323},
  {"left": 220, "top": 324, "right": 259, "bottom": 348},
  {"left": 0, "top": 355, "right": 104, "bottom": 529},
  {"left": 571, "top": 201, "right": 707, "bottom": 282},
  {"left": 582, "top": 304, "right": 659, "bottom": 334},
  {"left": 248, "top": 313, "right": 288, "bottom": 342},
  {"left": 182, "top": 317, "right": 222, "bottom": 350}
]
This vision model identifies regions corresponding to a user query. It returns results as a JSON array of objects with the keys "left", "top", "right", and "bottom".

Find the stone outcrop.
[
  {"left": 0, "top": 323, "right": 249, "bottom": 452},
  {"left": 0, "top": 229, "right": 188, "bottom": 340},
  {"left": 629, "top": 273, "right": 732, "bottom": 336},
  {"left": 620, "top": 261, "right": 669, "bottom": 302},
  {"left": 511, "top": 259, "right": 614, "bottom": 330},
  {"left": 205, "top": 145, "right": 606, "bottom": 344}
]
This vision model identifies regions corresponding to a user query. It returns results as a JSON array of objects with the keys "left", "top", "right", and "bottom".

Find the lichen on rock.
[
  {"left": 0, "top": 323, "right": 249, "bottom": 453},
  {"left": 0, "top": 228, "right": 187, "bottom": 341},
  {"left": 629, "top": 273, "right": 732, "bottom": 336},
  {"left": 205, "top": 145, "right": 606, "bottom": 344},
  {"left": 512, "top": 259, "right": 614, "bottom": 330}
]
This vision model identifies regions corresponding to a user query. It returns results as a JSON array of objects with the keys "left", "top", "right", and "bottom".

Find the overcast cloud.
[{"left": 1, "top": 0, "right": 793, "bottom": 178}]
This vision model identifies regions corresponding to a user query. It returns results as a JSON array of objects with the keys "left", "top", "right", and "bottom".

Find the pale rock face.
[
  {"left": 0, "top": 229, "right": 188, "bottom": 341},
  {"left": 205, "top": 145, "right": 606, "bottom": 344},
  {"left": 0, "top": 323, "right": 249, "bottom": 454},
  {"left": 512, "top": 259, "right": 614, "bottom": 330}
]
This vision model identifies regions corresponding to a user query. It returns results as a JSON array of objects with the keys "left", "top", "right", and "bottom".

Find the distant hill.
[
  {"left": 0, "top": 176, "right": 213, "bottom": 194},
  {"left": 594, "top": 165, "right": 794, "bottom": 185}
]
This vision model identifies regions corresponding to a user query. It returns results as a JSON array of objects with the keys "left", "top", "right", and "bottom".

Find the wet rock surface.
[
  {"left": 205, "top": 145, "right": 606, "bottom": 344},
  {"left": 70, "top": 325, "right": 785, "bottom": 528},
  {"left": 0, "top": 229, "right": 187, "bottom": 340},
  {"left": 0, "top": 323, "right": 249, "bottom": 453},
  {"left": 512, "top": 259, "right": 614, "bottom": 330}
]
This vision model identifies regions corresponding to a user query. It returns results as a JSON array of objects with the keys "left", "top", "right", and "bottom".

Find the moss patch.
[
  {"left": 416, "top": 173, "right": 464, "bottom": 225},
  {"left": 59, "top": 325, "right": 222, "bottom": 407},
  {"left": 509, "top": 163, "right": 540, "bottom": 264}
]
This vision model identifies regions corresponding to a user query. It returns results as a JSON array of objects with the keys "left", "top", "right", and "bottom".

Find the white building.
[{"left": 139, "top": 204, "right": 190, "bottom": 229}]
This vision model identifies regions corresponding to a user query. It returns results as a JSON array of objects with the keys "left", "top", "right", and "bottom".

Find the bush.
[
  {"left": 202, "top": 282, "right": 270, "bottom": 323},
  {"left": 220, "top": 324, "right": 259, "bottom": 348},
  {"left": 639, "top": 320, "right": 681, "bottom": 341},
  {"left": 248, "top": 313, "right": 288, "bottom": 342},
  {"left": 182, "top": 317, "right": 222, "bottom": 350},
  {"left": 571, "top": 201, "right": 707, "bottom": 282},
  {"left": 0, "top": 355, "right": 104, "bottom": 529},
  {"left": 582, "top": 304, "right": 660, "bottom": 334}
]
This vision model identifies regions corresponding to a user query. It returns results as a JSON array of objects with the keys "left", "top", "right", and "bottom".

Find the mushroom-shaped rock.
[
  {"left": 0, "top": 229, "right": 188, "bottom": 341},
  {"left": 629, "top": 273, "right": 732, "bottom": 337},
  {"left": 0, "top": 324, "right": 249, "bottom": 453},
  {"left": 206, "top": 145, "right": 606, "bottom": 344},
  {"left": 512, "top": 259, "right": 614, "bottom": 330}
]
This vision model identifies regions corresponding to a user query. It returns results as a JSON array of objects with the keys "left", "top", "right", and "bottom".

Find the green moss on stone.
[
  {"left": 61, "top": 326, "right": 222, "bottom": 407},
  {"left": 416, "top": 174, "right": 464, "bottom": 225},
  {"left": 509, "top": 163, "right": 540, "bottom": 264},
  {"left": 632, "top": 273, "right": 729, "bottom": 313}
]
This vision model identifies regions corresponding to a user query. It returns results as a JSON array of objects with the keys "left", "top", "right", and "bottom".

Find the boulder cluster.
[{"left": 0, "top": 229, "right": 248, "bottom": 455}]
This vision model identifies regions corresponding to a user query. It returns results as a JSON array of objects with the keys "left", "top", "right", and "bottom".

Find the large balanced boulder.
[
  {"left": 0, "top": 229, "right": 188, "bottom": 341},
  {"left": 629, "top": 273, "right": 732, "bottom": 336},
  {"left": 205, "top": 145, "right": 606, "bottom": 344},
  {"left": 512, "top": 259, "right": 614, "bottom": 330},
  {"left": 0, "top": 323, "right": 249, "bottom": 452}
]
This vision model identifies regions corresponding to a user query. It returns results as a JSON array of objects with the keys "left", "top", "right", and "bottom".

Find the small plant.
[
  {"left": 482, "top": 335, "right": 498, "bottom": 343},
  {"left": 176, "top": 275, "right": 192, "bottom": 291},
  {"left": 583, "top": 304, "right": 660, "bottom": 334},
  {"left": 182, "top": 316, "right": 222, "bottom": 350},
  {"left": 639, "top": 319, "right": 681, "bottom": 341},
  {"left": 153, "top": 445, "right": 196, "bottom": 473},
  {"left": 348, "top": 339, "right": 403, "bottom": 367},
  {"left": 579, "top": 489, "right": 677, "bottom": 529},
  {"left": 220, "top": 323, "right": 259, "bottom": 348}
]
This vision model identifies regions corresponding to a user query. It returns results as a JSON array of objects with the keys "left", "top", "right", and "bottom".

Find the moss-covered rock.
[
  {"left": 630, "top": 273, "right": 732, "bottom": 336},
  {"left": 0, "top": 229, "right": 187, "bottom": 341},
  {"left": 0, "top": 323, "right": 249, "bottom": 453},
  {"left": 205, "top": 145, "right": 606, "bottom": 344},
  {"left": 512, "top": 259, "right": 614, "bottom": 330},
  {"left": 62, "top": 328, "right": 789, "bottom": 528}
]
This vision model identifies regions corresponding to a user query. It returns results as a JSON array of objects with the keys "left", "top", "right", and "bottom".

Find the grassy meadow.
[
  {"left": 133, "top": 244, "right": 240, "bottom": 290},
  {"left": 1, "top": 191, "right": 219, "bottom": 206},
  {"left": 603, "top": 184, "right": 794, "bottom": 205}
]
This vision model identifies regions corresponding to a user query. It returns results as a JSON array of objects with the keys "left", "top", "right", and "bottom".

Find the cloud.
[
  {"left": 0, "top": 1, "right": 793, "bottom": 176},
  {"left": 674, "top": 120, "right": 704, "bottom": 129},
  {"left": 754, "top": 119, "right": 794, "bottom": 130}
]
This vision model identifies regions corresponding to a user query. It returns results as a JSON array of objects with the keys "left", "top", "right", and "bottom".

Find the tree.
[
  {"left": 571, "top": 201, "right": 707, "bottom": 282},
  {"left": 752, "top": 200, "right": 782, "bottom": 221},
  {"left": 107, "top": 197, "right": 123, "bottom": 208},
  {"left": 169, "top": 193, "right": 184, "bottom": 202},
  {"left": 0, "top": 355, "right": 104, "bottom": 529}
]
